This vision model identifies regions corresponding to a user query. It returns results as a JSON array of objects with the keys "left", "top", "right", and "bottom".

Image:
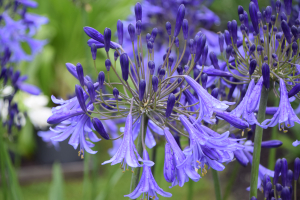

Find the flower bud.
[
  {"left": 227, "top": 21, "right": 232, "bottom": 36},
  {"left": 282, "top": 158, "right": 288, "bottom": 186},
  {"left": 250, "top": 197, "right": 257, "bottom": 200},
  {"left": 128, "top": 24, "right": 135, "bottom": 42},
  {"left": 211, "top": 88, "right": 219, "bottom": 99},
  {"left": 148, "top": 61, "right": 155, "bottom": 75},
  {"left": 276, "top": 0, "right": 281, "bottom": 13},
  {"left": 289, "top": 83, "right": 300, "bottom": 97},
  {"left": 281, "top": 186, "right": 290, "bottom": 200},
  {"left": 257, "top": 11, "right": 262, "bottom": 23},
  {"left": 202, "top": 45, "right": 208, "bottom": 65},
  {"left": 201, "top": 73, "right": 207, "bottom": 89},
  {"left": 218, "top": 33, "right": 224, "bottom": 53},
  {"left": 75, "top": 85, "right": 87, "bottom": 113},
  {"left": 281, "top": 20, "right": 292, "bottom": 44},
  {"left": 168, "top": 56, "right": 174, "bottom": 68},
  {"left": 120, "top": 53, "right": 129, "bottom": 81},
  {"left": 291, "top": 26, "right": 298, "bottom": 39},
  {"left": 182, "top": 19, "right": 188, "bottom": 40},
  {"left": 284, "top": 0, "right": 292, "bottom": 15},
  {"left": 238, "top": 5, "right": 244, "bottom": 15},
  {"left": 76, "top": 63, "right": 85, "bottom": 87},
  {"left": 261, "top": 140, "right": 282, "bottom": 148},
  {"left": 113, "top": 87, "right": 119, "bottom": 99},
  {"left": 195, "top": 35, "right": 206, "bottom": 63},
  {"left": 159, "top": 68, "right": 165, "bottom": 80},
  {"left": 193, "top": 68, "right": 200, "bottom": 81},
  {"left": 249, "top": 2, "right": 259, "bottom": 34},
  {"left": 294, "top": 157, "right": 300, "bottom": 180},
  {"left": 292, "top": 42, "right": 298, "bottom": 55},
  {"left": 98, "top": 71, "right": 105, "bottom": 90},
  {"left": 92, "top": 118, "right": 109, "bottom": 140},
  {"left": 262, "top": 63, "right": 270, "bottom": 89},
  {"left": 151, "top": 28, "right": 158, "bottom": 41},
  {"left": 105, "top": 59, "right": 111, "bottom": 71},
  {"left": 239, "top": 14, "right": 245, "bottom": 23},
  {"left": 174, "top": 4, "right": 185, "bottom": 37},
  {"left": 226, "top": 45, "right": 233, "bottom": 59},
  {"left": 166, "top": 21, "right": 172, "bottom": 36},
  {"left": 86, "top": 82, "right": 96, "bottom": 103},
  {"left": 103, "top": 28, "right": 111, "bottom": 53},
  {"left": 91, "top": 43, "right": 97, "bottom": 60},
  {"left": 231, "top": 20, "right": 237, "bottom": 44},
  {"left": 209, "top": 51, "right": 220, "bottom": 69},
  {"left": 276, "top": 183, "right": 282, "bottom": 192},
  {"left": 146, "top": 33, "right": 151, "bottom": 42},
  {"left": 265, "top": 6, "right": 272, "bottom": 23},
  {"left": 152, "top": 76, "right": 158, "bottom": 92},
  {"left": 166, "top": 93, "right": 175, "bottom": 118},
  {"left": 184, "top": 65, "right": 189, "bottom": 73},
  {"left": 136, "top": 20, "right": 142, "bottom": 35},
  {"left": 177, "top": 65, "right": 183, "bottom": 75},
  {"left": 134, "top": 2, "right": 142, "bottom": 22},
  {"left": 257, "top": 45, "right": 263, "bottom": 55},
  {"left": 114, "top": 50, "right": 119, "bottom": 61},
  {"left": 189, "top": 39, "right": 194, "bottom": 54},
  {"left": 175, "top": 37, "right": 179, "bottom": 48},
  {"left": 139, "top": 79, "right": 146, "bottom": 101},
  {"left": 271, "top": 15, "right": 276, "bottom": 25},
  {"left": 249, "top": 59, "right": 257, "bottom": 76},
  {"left": 287, "top": 169, "right": 293, "bottom": 187},
  {"left": 11, "top": 70, "right": 20, "bottom": 86},
  {"left": 296, "top": 19, "right": 300, "bottom": 26},
  {"left": 147, "top": 41, "right": 153, "bottom": 53},
  {"left": 264, "top": 182, "right": 272, "bottom": 199},
  {"left": 281, "top": 12, "right": 287, "bottom": 22}
]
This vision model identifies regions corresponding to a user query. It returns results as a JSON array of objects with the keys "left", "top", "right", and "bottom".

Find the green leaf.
[{"left": 49, "top": 162, "right": 64, "bottom": 200}]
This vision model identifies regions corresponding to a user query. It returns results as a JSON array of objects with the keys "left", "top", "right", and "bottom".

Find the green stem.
[
  {"left": 223, "top": 162, "right": 240, "bottom": 200},
  {"left": 249, "top": 86, "right": 269, "bottom": 199},
  {"left": 151, "top": 145, "right": 157, "bottom": 177},
  {"left": 0, "top": 132, "right": 8, "bottom": 200},
  {"left": 187, "top": 180, "right": 194, "bottom": 200},
  {"left": 294, "top": 180, "right": 297, "bottom": 200},
  {"left": 212, "top": 169, "right": 222, "bottom": 200},
  {"left": 83, "top": 152, "right": 91, "bottom": 200},
  {"left": 129, "top": 114, "right": 148, "bottom": 199},
  {"left": 268, "top": 97, "right": 279, "bottom": 171}
]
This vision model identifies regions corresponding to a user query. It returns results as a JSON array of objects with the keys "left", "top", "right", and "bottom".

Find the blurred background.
[{"left": 1, "top": 0, "right": 300, "bottom": 199}]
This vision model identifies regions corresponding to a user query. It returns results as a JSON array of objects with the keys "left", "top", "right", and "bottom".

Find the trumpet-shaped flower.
[
  {"left": 261, "top": 79, "right": 300, "bottom": 130},
  {"left": 125, "top": 150, "right": 172, "bottom": 199}
]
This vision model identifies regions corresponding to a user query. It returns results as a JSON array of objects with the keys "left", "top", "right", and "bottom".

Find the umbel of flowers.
[{"left": 43, "top": 1, "right": 300, "bottom": 200}]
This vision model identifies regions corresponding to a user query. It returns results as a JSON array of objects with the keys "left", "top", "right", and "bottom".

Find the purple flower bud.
[
  {"left": 175, "top": 37, "right": 179, "bottom": 48},
  {"left": 184, "top": 65, "right": 189, "bottom": 73},
  {"left": 189, "top": 39, "right": 194, "bottom": 54},
  {"left": 92, "top": 118, "right": 109, "bottom": 140},
  {"left": 287, "top": 169, "right": 293, "bottom": 187},
  {"left": 296, "top": 19, "right": 300, "bottom": 26},
  {"left": 120, "top": 53, "right": 129, "bottom": 81},
  {"left": 276, "top": 183, "right": 283, "bottom": 192},
  {"left": 257, "top": 11, "right": 262, "bottom": 23},
  {"left": 281, "top": 12, "right": 287, "bottom": 21},
  {"left": 11, "top": 70, "right": 20, "bottom": 86},
  {"left": 289, "top": 84, "right": 300, "bottom": 97},
  {"left": 174, "top": 4, "right": 185, "bottom": 37},
  {"left": 291, "top": 26, "right": 298, "bottom": 39},
  {"left": 105, "top": 59, "right": 111, "bottom": 71},
  {"left": 224, "top": 30, "right": 231, "bottom": 45},
  {"left": 265, "top": 6, "right": 272, "bottom": 23},
  {"left": 226, "top": 45, "right": 233, "bottom": 59},
  {"left": 239, "top": 14, "right": 245, "bottom": 23},
  {"left": 294, "top": 158, "right": 300, "bottom": 180},
  {"left": 250, "top": 197, "right": 257, "bottom": 200},
  {"left": 148, "top": 61, "right": 155, "bottom": 75},
  {"left": 152, "top": 76, "right": 158, "bottom": 92},
  {"left": 202, "top": 45, "right": 208, "bottom": 65},
  {"left": 281, "top": 186, "right": 290, "bottom": 200},
  {"left": 276, "top": 0, "right": 281, "bottom": 13},
  {"left": 182, "top": 19, "right": 188, "bottom": 40},
  {"left": 262, "top": 63, "right": 270, "bottom": 89},
  {"left": 238, "top": 5, "right": 244, "bottom": 15},
  {"left": 114, "top": 50, "right": 119, "bottom": 61},
  {"left": 249, "top": 2, "right": 259, "bottom": 35},
  {"left": 139, "top": 79, "right": 146, "bottom": 101},
  {"left": 0, "top": 67, "right": 7, "bottom": 80},
  {"left": 159, "top": 68, "right": 165, "bottom": 80},
  {"left": 134, "top": 2, "right": 142, "bottom": 22},
  {"left": 282, "top": 158, "right": 288, "bottom": 186},
  {"left": 249, "top": 59, "right": 257, "bottom": 75},
  {"left": 147, "top": 41, "right": 153, "bottom": 53},
  {"left": 87, "top": 82, "right": 96, "bottom": 103},
  {"left": 281, "top": 20, "right": 292, "bottom": 44},
  {"left": 265, "top": 182, "right": 273, "bottom": 199},
  {"left": 136, "top": 20, "right": 142, "bottom": 35},
  {"left": 193, "top": 68, "right": 200, "bottom": 81},
  {"left": 271, "top": 15, "right": 276, "bottom": 25},
  {"left": 195, "top": 35, "right": 206, "bottom": 63},
  {"left": 103, "top": 28, "right": 111, "bottom": 53},
  {"left": 146, "top": 33, "right": 151, "bottom": 43},
  {"left": 292, "top": 42, "right": 298, "bottom": 54},
  {"left": 273, "top": 27, "right": 278, "bottom": 33},
  {"left": 209, "top": 51, "right": 220, "bottom": 69},
  {"left": 151, "top": 28, "right": 158, "bottom": 41},
  {"left": 177, "top": 65, "right": 183, "bottom": 75},
  {"left": 218, "top": 33, "right": 224, "bottom": 53},
  {"left": 113, "top": 87, "right": 119, "bottom": 99},
  {"left": 284, "top": 0, "right": 292, "bottom": 15},
  {"left": 76, "top": 63, "right": 85, "bottom": 87},
  {"left": 211, "top": 88, "right": 219, "bottom": 99},
  {"left": 250, "top": 0, "right": 259, "bottom": 10},
  {"left": 227, "top": 21, "right": 232, "bottom": 36},
  {"left": 75, "top": 85, "right": 87, "bottom": 113},
  {"left": 276, "top": 33, "right": 282, "bottom": 41},
  {"left": 98, "top": 71, "right": 105, "bottom": 90},
  {"left": 166, "top": 93, "right": 175, "bottom": 118},
  {"left": 261, "top": 140, "right": 282, "bottom": 148},
  {"left": 201, "top": 73, "right": 207, "bottom": 89},
  {"left": 257, "top": 45, "right": 263, "bottom": 54},
  {"left": 168, "top": 57, "right": 174, "bottom": 68},
  {"left": 128, "top": 24, "right": 135, "bottom": 42},
  {"left": 166, "top": 21, "right": 172, "bottom": 36},
  {"left": 231, "top": 20, "right": 238, "bottom": 44},
  {"left": 91, "top": 43, "right": 97, "bottom": 60}
]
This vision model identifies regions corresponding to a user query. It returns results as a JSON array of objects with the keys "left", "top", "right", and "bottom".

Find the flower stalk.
[
  {"left": 249, "top": 86, "right": 269, "bottom": 199},
  {"left": 212, "top": 169, "right": 222, "bottom": 200}
]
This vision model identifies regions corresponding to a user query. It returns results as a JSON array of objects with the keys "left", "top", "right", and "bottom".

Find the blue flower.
[
  {"left": 125, "top": 150, "right": 172, "bottom": 199},
  {"left": 293, "top": 140, "right": 300, "bottom": 147},
  {"left": 246, "top": 77, "right": 263, "bottom": 114},
  {"left": 261, "top": 78, "right": 300, "bottom": 130},
  {"left": 37, "top": 130, "right": 60, "bottom": 150},
  {"left": 163, "top": 127, "right": 200, "bottom": 188},
  {"left": 102, "top": 113, "right": 143, "bottom": 168}
]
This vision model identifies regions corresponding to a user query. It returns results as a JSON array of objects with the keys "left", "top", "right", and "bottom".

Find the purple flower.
[
  {"left": 102, "top": 113, "right": 142, "bottom": 168},
  {"left": 37, "top": 130, "right": 60, "bottom": 150},
  {"left": 261, "top": 79, "right": 300, "bottom": 130},
  {"left": 293, "top": 140, "right": 300, "bottom": 147},
  {"left": 125, "top": 150, "right": 172, "bottom": 199},
  {"left": 246, "top": 77, "right": 263, "bottom": 114}
]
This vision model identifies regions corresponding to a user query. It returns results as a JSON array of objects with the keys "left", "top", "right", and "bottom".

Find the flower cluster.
[
  {"left": 0, "top": 0, "right": 47, "bottom": 133},
  {"left": 42, "top": 0, "right": 300, "bottom": 199}
]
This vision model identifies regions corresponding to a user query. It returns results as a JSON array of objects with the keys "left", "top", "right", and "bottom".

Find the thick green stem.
[
  {"left": 129, "top": 114, "right": 148, "bottom": 199},
  {"left": 0, "top": 132, "right": 8, "bottom": 200},
  {"left": 249, "top": 86, "right": 269, "bottom": 199},
  {"left": 212, "top": 169, "right": 222, "bottom": 200},
  {"left": 187, "top": 180, "right": 194, "bottom": 200}
]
